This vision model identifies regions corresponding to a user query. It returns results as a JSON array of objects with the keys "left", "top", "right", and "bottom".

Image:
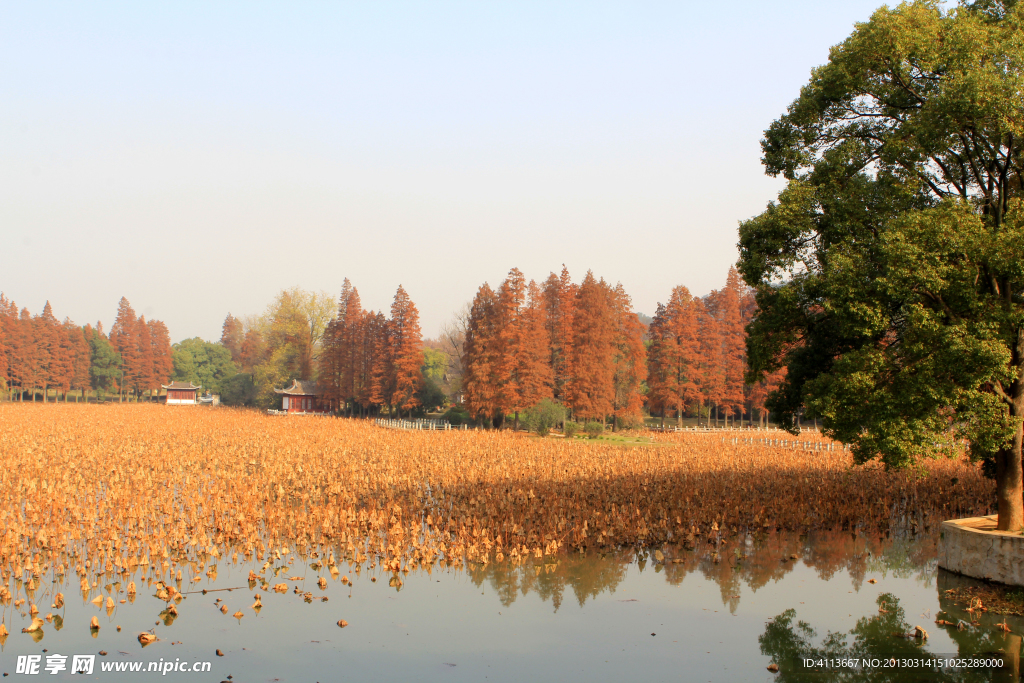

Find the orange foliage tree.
[
  {"left": 318, "top": 281, "right": 424, "bottom": 418},
  {"left": 706, "top": 267, "right": 747, "bottom": 426},
  {"left": 463, "top": 283, "right": 499, "bottom": 425},
  {"left": 566, "top": 272, "right": 617, "bottom": 422},
  {"left": 610, "top": 283, "right": 647, "bottom": 430},
  {"left": 109, "top": 297, "right": 139, "bottom": 402},
  {"left": 489, "top": 269, "right": 554, "bottom": 429},
  {"left": 389, "top": 285, "right": 423, "bottom": 416},
  {"left": 109, "top": 298, "right": 173, "bottom": 402},
  {"left": 465, "top": 267, "right": 647, "bottom": 429},
  {"left": 0, "top": 299, "right": 8, "bottom": 395},
  {"left": 220, "top": 314, "right": 244, "bottom": 365},
  {"left": 648, "top": 286, "right": 702, "bottom": 427},
  {"left": 0, "top": 294, "right": 169, "bottom": 403},
  {"left": 517, "top": 280, "right": 554, "bottom": 421},
  {"left": 542, "top": 266, "right": 576, "bottom": 403}
]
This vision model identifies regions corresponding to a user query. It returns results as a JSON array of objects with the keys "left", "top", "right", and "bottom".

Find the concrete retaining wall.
[{"left": 937, "top": 515, "right": 1024, "bottom": 587}]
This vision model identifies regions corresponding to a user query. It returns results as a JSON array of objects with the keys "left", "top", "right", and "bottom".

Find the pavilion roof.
[
  {"left": 274, "top": 379, "right": 323, "bottom": 396},
  {"left": 161, "top": 381, "right": 201, "bottom": 390}
]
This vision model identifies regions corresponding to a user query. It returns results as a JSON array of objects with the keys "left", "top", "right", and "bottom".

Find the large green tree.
[
  {"left": 171, "top": 338, "right": 238, "bottom": 395},
  {"left": 88, "top": 329, "right": 122, "bottom": 398},
  {"left": 738, "top": 0, "right": 1024, "bottom": 529}
]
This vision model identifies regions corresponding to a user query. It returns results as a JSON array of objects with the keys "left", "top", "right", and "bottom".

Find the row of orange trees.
[
  {"left": 317, "top": 281, "right": 424, "bottom": 416},
  {"left": 463, "top": 267, "right": 645, "bottom": 428},
  {"left": 0, "top": 295, "right": 172, "bottom": 401},
  {"left": 647, "top": 268, "right": 784, "bottom": 428},
  {"left": 2, "top": 267, "right": 781, "bottom": 419},
  {"left": 461, "top": 266, "right": 784, "bottom": 428}
]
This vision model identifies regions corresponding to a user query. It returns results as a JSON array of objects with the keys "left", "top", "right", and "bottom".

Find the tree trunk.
[{"left": 995, "top": 424, "right": 1024, "bottom": 531}]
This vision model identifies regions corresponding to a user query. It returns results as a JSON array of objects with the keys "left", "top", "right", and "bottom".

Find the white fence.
[
  {"left": 649, "top": 425, "right": 822, "bottom": 433},
  {"left": 375, "top": 418, "right": 464, "bottom": 431},
  {"left": 720, "top": 434, "right": 848, "bottom": 451}
]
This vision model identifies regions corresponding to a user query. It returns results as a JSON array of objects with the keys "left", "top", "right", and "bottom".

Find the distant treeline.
[
  {"left": 0, "top": 295, "right": 173, "bottom": 401},
  {"left": 1, "top": 267, "right": 786, "bottom": 422},
  {"left": 214, "top": 284, "right": 436, "bottom": 415}
]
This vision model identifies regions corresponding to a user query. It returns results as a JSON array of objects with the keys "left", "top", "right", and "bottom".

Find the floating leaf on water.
[{"left": 22, "top": 617, "right": 44, "bottom": 633}]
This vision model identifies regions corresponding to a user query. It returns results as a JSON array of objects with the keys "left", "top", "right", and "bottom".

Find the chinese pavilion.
[{"left": 274, "top": 380, "right": 327, "bottom": 414}]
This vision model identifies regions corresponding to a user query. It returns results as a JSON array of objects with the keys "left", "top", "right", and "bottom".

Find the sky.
[{"left": 1, "top": 0, "right": 895, "bottom": 343}]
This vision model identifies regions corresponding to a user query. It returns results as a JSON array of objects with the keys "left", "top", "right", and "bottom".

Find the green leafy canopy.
[{"left": 738, "top": 0, "right": 1024, "bottom": 475}]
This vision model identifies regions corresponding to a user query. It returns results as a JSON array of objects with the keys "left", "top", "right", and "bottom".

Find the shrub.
[
  {"left": 220, "top": 373, "right": 257, "bottom": 407},
  {"left": 523, "top": 399, "right": 565, "bottom": 436},
  {"left": 563, "top": 421, "right": 580, "bottom": 438},
  {"left": 584, "top": 421, "right": 605, "bottom": 439},
  {"left": 615, "top": 413, "right": 645, "bottom": 431},
  {"left": 442, "top": 404, "right": 471, "bottom": 426},
  {"left": 414, "top": 375, "right": 446, "bottom": 414}
]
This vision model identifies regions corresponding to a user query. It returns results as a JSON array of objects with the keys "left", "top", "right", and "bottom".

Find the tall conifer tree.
[
  {"left": 136, "top": 315, "right": 155, "bottom": 399},
  {"left": 368, "top": 312, "right": 393, "bottom": 413},
  {"left": 36, "top": 302, "right": 60, "bottom": 402},
  {"left": 567, "top": 272, "right": 616, "bottom": 421},
  {"left": 698, "top": 297, "right": 725, "bottom": 426},
  {"left": 389, "top": 285, "right": 423, "bottom": 416},
  {"left": 611, "top": 283, "right": 647, "bottom": 430},
  {"left": 148, "top": 319, "right": 174, "bottom": 390},
  {"left": 464, "top": 284, "right": 498, "bottom": 424},
  {"left": 110, "top": 297, "right": 139, "bottom": 401},
  {"left": 516, "top": 280, "right": 554, "bottom": 418},
  {"left": 542, "top": 266, "right": 576, "bottom": 402},
  {"left": 220, "top": 314, "right": 244, "bottom": 365}
]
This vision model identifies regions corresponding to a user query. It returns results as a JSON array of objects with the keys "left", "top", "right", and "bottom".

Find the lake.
[{"left": 2, "top": 530, "right": 1021, "bottom": 682}]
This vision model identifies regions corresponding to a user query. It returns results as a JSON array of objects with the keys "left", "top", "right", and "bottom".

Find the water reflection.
[
  {"left": 467, "top": 552, "right": 630, "bottom": 611},
  {"left": 759, "top": 589, "right": 1022, "bottom": 682},
  {"left": 3, "top": 529, "right": 1017, "bottom": 683},
  {"left": 458, "top": 531, "right": 941, "bottom": 613}
]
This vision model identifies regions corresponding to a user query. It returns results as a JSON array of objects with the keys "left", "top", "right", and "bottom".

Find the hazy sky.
[{"left": 2, "top": 1, "right": 892, "bottom": 343}]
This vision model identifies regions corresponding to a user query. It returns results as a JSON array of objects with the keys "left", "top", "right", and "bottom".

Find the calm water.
[{"left": 1, "top": 531, "right": 1021, "bottom": 682}]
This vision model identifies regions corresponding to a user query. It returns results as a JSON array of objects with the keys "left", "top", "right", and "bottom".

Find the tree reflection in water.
[
  {"left": 467, "top": 550, "right": 631, "bottom": 611},
  {"left": 760, "top": 591, "right": 1021, "bottom": 682},
  {"left": 460, "top": 531, "right": 941, "bottom": 614},
  {"left": 663, "top": 531, "right": 937, "bottom": 614}
]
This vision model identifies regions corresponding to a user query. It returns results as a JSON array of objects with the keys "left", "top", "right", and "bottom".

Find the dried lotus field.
[
  {"left": 0, "top": 404, "right": 991, "bottom": 588},
  {"left": 0, "top": 403, "right": 1002, "bottom": 678}
]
